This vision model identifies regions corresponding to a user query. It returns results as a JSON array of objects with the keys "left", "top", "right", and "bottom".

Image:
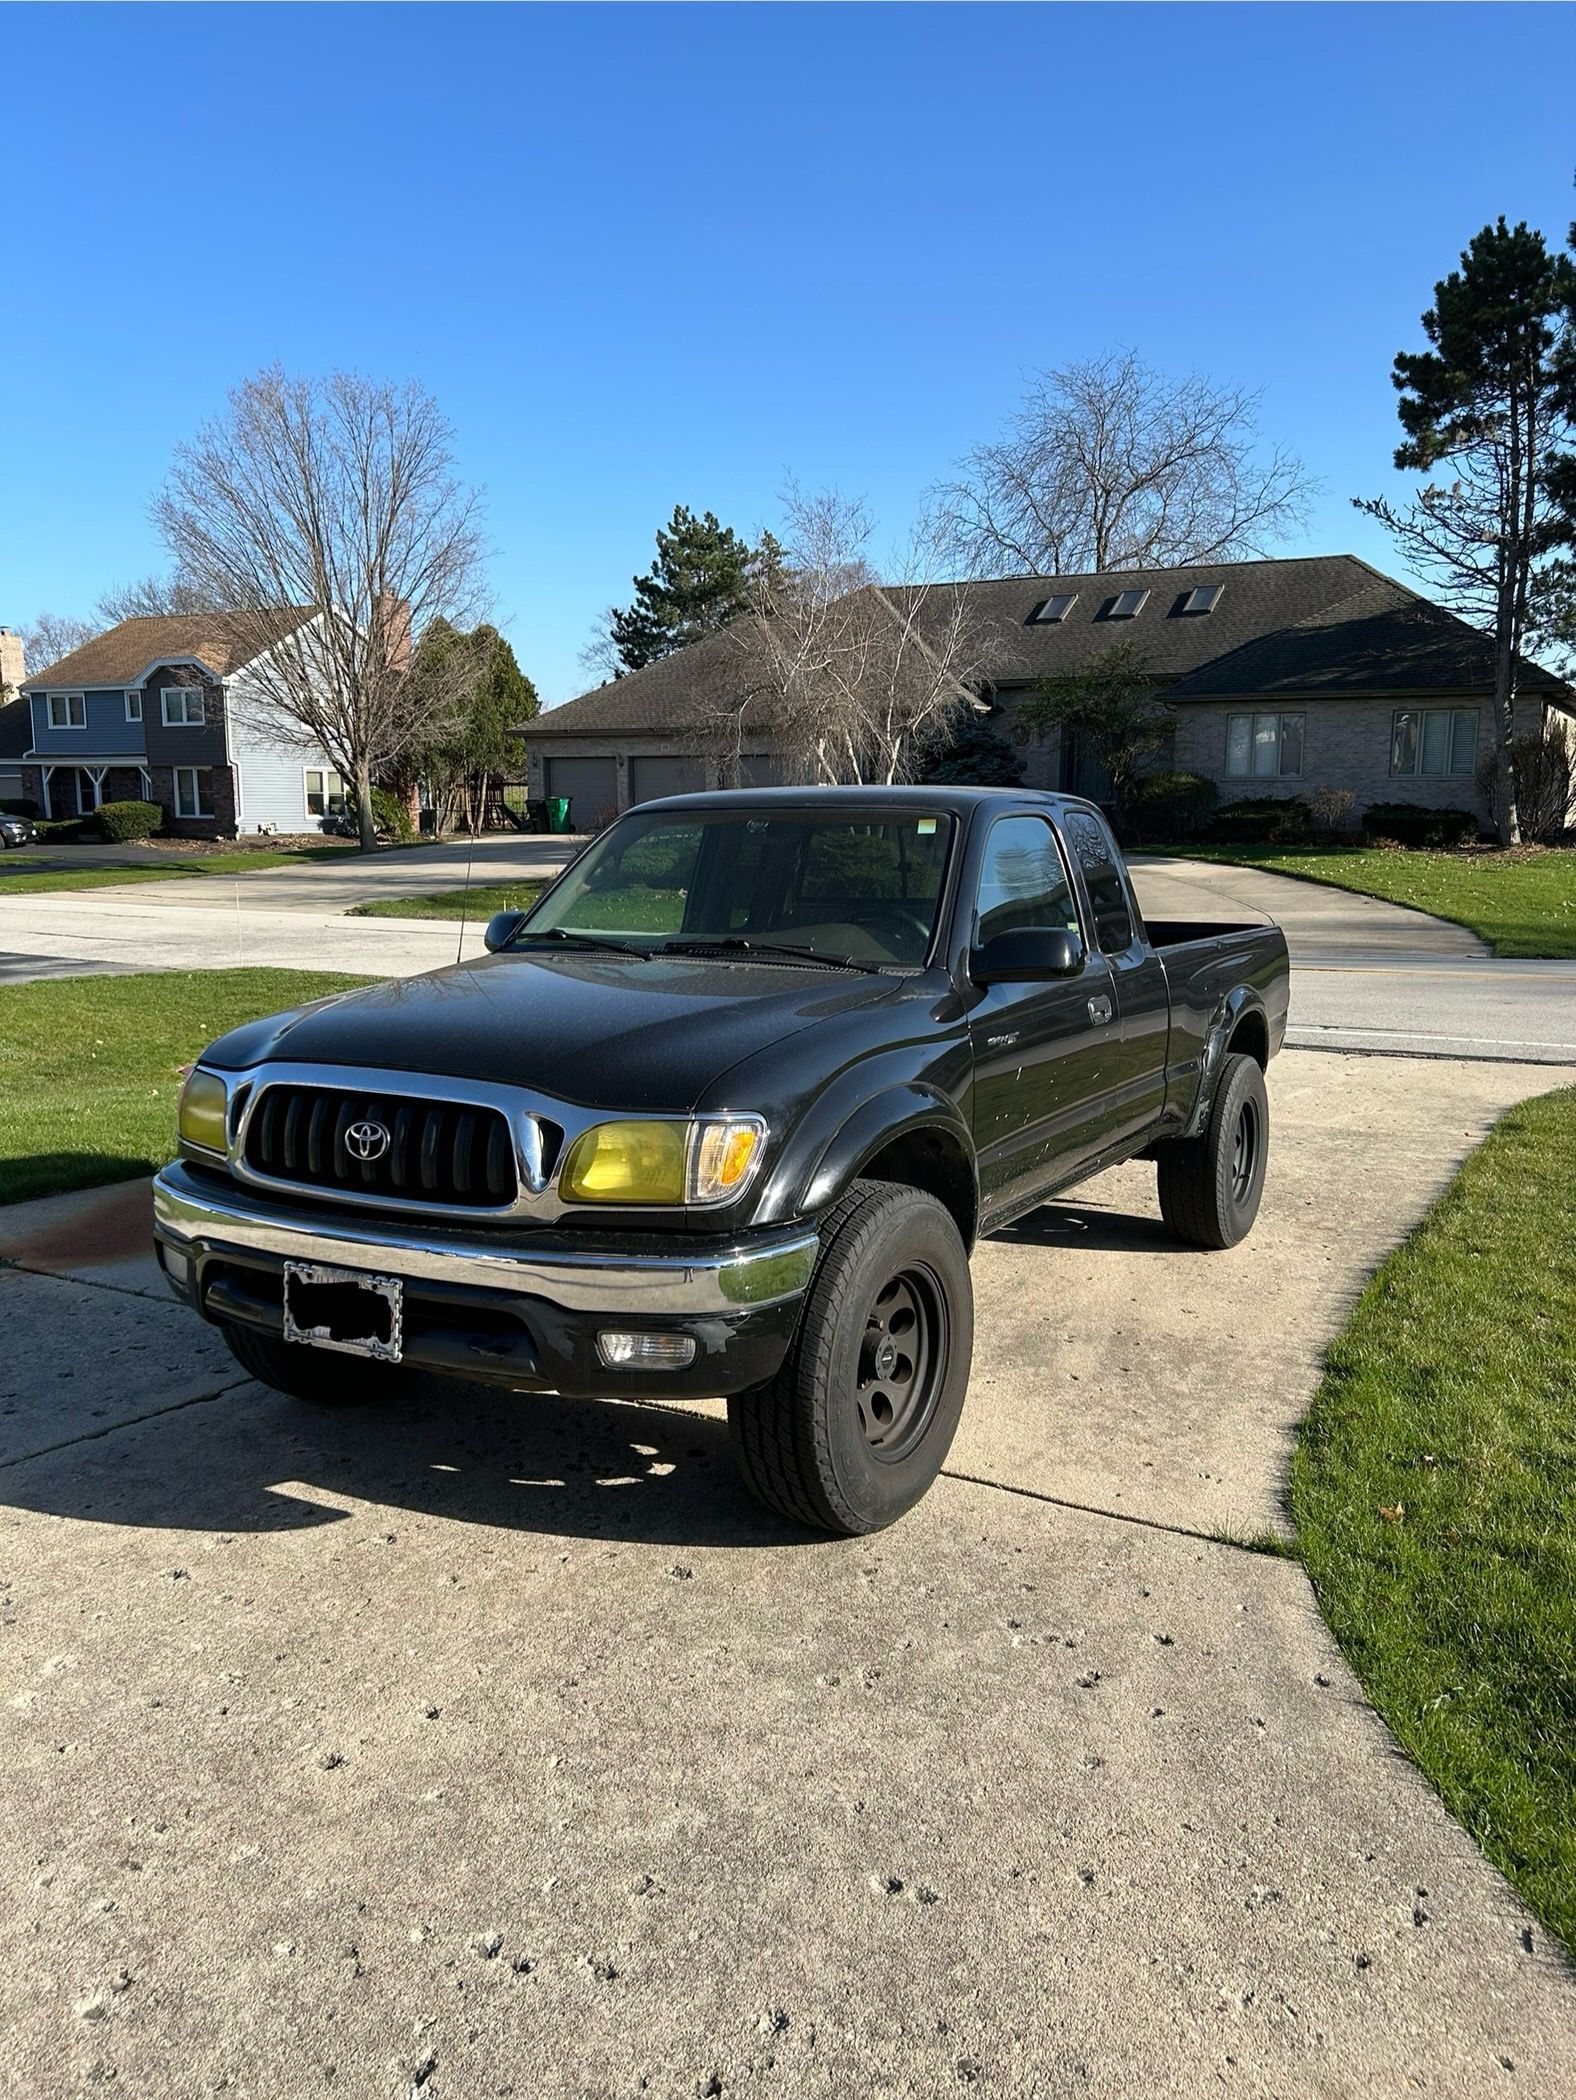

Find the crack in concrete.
[
  {"left": 939, "top": 1464, "right": 1296, "bottom": 1556},
  {"left": 0, "top": 1376, "right": 252, "bottom": 1474}
]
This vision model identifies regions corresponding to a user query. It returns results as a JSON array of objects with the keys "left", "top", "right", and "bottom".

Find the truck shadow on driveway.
[
  {"left": 993, "top": 1202, "right": 1180, "bottom": 1253},
  {"left": 3, "top": 1377, "right": 827, "bottom": 1551}
]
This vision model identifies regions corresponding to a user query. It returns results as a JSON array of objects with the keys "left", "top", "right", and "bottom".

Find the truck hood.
[{"left": 201, "top": 950, "right": 908, "bottom": 1114}]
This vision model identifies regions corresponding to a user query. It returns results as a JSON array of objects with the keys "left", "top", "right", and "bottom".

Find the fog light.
[
  {"left": 596, "top": 1330, "right": 698, "bottom": 1371},
  {"left": 159, "top": 1244, "right": 191, "bottom": 1292}
]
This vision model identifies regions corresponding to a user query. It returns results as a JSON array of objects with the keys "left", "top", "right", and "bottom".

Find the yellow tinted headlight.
[
  {"left": 560, "top": 1121, "right": 687, "bottom": 1205},
  {"left": 178, "top": 1067, "right": 229, "bottom": 1154},
  {"left": 689, "top": 1118, "right": 766, "bottom": 1203}
]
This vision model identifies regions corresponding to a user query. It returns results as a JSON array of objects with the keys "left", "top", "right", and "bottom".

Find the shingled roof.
[
  {"left": 21, "top": 609, "right": 318, "bottom": 689},
  {"left": 521, "top": 554, "right": 1567, "bottom": 739}
]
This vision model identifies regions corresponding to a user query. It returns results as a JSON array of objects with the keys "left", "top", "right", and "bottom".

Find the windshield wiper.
[
  {"left": 510, "top": 927, "right": 650, "bottom": 959},
  {"left": 659, "top": 936, "right": 884, "bottom": 976}
]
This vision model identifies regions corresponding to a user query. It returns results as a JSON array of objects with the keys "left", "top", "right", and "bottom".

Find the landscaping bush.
[
  {"left": 1121, "top": 770, "right": 1218, "bottom": 840},
  {"left": 1308, "top": 785, "right": 1356, "bottom": 836},
  {"left": 1478, "top": 726, "right": 1575, "bottom": 845},
  {"left": 0, "top": 797, "right": 39, "bottom": 818},
  {"left": 1360, "top": 802, "right": 1481, "bottom": 848},
  {"left": 95, "top": 799, "right": 164, "bottom": 844},
  {"left": 370, "top": 787, "right": 416, "bottom": 843},
  {"left": 1208, "top": 796, "right": 1313, "bottom": 845},
  {"left": 33, "top": 817, "right": 90, "bottom": 843},
  {"left": 916, "top": 714, "right": 1025, "bottom": 787}
]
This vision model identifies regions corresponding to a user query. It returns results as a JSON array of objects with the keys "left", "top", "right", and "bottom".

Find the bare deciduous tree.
[
  {"left": 97, "top": 571, "right": 226, "bottom": 623},
  {"left": 936, "top": 350, "right": 1314, "bottom": 578},
  {"left": 723, "top": 484, "right": 994, "bottom": 786},
  {"left": 156, "top": 365, "right": 488, "bottom": 849},
  {"left": 20, "top": 611, "right": 96, "bottom": 676}
]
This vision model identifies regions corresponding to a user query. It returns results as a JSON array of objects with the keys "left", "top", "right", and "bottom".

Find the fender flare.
[
  {"left": 755, "top": 1079, "right": 978, "bottom": 1247},
  {"left": 1184, "top": 986, "right": 1270, "bottom": 1137}
]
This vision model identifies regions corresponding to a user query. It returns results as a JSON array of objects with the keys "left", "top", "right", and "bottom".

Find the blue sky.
[{"left": 3, "top": 2, "right": 1574, "bottom": 705}]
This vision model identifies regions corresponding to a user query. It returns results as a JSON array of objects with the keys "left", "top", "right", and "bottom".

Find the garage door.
[
  {"left": 544, "top": 757, "right": 618, "bottom": 829},
  {"left": 628, "top": 755, "right": 706, "bottom": 806}
]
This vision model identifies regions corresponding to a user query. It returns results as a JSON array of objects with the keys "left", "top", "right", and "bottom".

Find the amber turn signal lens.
[{"left": 689, "top": 1119, "right": 765, "bottom": 1203}]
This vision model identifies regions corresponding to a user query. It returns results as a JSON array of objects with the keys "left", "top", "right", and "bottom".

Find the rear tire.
[
  {"left": 219, "top": 1321, "right": 405, "bottom": 1406},
  {"left": 1155, "top": 1051, "right": 1269, "bottom": 1250},
  {"left": 727, "top": 1180, "right": 973, "bottom": 1536}
]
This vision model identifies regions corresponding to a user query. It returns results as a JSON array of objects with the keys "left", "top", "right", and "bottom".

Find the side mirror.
[
  {"left": 970, "top": 927, "right": 1083, "bottom": 985},
  {"left": 483, "top": 909, "right": 527, "bottom": 953}
]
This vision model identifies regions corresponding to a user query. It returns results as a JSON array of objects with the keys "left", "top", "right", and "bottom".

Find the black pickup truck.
[{"left": 154, "top": 787, "right": 1289, "bottom": 1535}]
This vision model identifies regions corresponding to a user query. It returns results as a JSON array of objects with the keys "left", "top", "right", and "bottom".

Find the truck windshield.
[{"left": 517, "top": 807, "right": 956, "bottom": 969}]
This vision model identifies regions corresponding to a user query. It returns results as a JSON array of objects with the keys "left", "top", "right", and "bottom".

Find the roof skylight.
[
  {"left": 1108, "top": 588, "right": 1149, "bottom": 619},
  {"left": 1181, "top": 584, "right": 1225, "bottom": 615},
  {"left": 1029, "top": 592, "right": 1078, "bottom": 625}
]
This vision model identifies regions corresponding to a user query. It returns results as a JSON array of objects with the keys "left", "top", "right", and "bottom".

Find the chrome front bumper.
[{"left": 151, "top": 1162, "right": 819, "bottom": 1316}]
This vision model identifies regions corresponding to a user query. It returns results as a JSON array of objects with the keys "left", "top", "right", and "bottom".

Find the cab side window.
[
  {"left": 1063, "top": 810, "right": 1134, "bottom": 953},
  {"left": 976, "top": 816, "right": 1082, "bottom": 947}
]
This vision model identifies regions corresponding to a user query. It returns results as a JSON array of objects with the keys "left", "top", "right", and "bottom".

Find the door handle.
[{"left": 1088, "top": 994, "right": 1114, "bottom": 1026}]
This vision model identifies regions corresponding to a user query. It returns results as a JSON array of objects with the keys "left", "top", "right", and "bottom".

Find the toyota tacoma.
[{"left": 154, "top": 787, "right": 1290, "bottom": 1535}]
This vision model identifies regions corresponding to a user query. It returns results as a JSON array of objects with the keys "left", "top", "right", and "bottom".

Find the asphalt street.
[{"left": 3, "top": 1047, "right": 1575, "bottom": 2097}]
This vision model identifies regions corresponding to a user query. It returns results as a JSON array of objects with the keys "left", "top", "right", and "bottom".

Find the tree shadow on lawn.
[
  {"left": 0, "top": 1154, "right": 154, "bottom": 1209},
  {"left": 1, "top": 1372, "right": 829, "bottom": 1552}
]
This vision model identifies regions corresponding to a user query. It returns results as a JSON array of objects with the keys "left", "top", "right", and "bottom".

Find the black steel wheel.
[
  {"left": 1155, "top": 1051, "right": 1270, "bottom": 1250},
  {"left": 853, "top": 1266, "right": 949, "bottom": 1464},
  {"left": 727, "top": 1180, "right": 974, "bottom": 1536}
]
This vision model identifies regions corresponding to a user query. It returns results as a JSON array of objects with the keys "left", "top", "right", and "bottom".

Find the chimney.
[
  {"left": 0, "top": 628, "right": 23, "bottom": 702},
  {"left": 378, "top": 593, "right": 413, "bottom": 673}
]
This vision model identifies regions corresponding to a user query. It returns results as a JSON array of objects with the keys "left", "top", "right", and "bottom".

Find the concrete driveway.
[{"left": 3, "top": 1048, "right": 1573, "bottom": 2097}]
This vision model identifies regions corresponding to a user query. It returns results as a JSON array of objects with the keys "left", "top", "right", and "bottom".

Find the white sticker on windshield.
[{"left": 916, "top": 818, "right": 937, "bottom": 835}]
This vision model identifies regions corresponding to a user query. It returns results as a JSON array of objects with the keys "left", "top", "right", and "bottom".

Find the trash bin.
[{"left": 548, "top": 797, "right": 572, "bottom": 834}]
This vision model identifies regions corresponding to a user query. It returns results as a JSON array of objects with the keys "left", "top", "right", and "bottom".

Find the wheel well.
[
  {"left": 859, "top": 1127, "right": 977, "bottom": 1250},
  {"left": 1227, "top": 1009, "right": 1269, "bottom": 1068}
]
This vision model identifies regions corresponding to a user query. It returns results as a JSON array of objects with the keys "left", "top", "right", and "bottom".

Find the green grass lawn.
[
  {"left": 351, "top": 879, "right": 548, "bottom": 921},
  {"left": 0, "top": 969, "right": 373, "bottom": 1206},
  {"left": 0, "top": 844, "right": 354, "bottom": 895},
  {"left": 1292, "top": 1086, "right": 1576, "bottom": 1952},
  {"left": 1159, "top": 845, "right": 1576, "bottom": 959}
]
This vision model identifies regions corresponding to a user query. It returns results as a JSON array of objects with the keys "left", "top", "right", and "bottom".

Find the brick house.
[
  {"left": 15, "top": 611, "right": 349, "bottom": 836},
  {"left": 517, "top": 555, "right": 1574, "bottom": 829}
]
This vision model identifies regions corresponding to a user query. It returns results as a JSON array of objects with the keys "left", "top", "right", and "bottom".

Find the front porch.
[{"left": 23, "top": 761, "right": 150, "bottom": 820}]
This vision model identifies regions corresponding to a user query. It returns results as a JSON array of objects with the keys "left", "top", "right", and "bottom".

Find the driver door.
[{"left": 967, "top": 813, "right": 1116, "bottom": 1226}]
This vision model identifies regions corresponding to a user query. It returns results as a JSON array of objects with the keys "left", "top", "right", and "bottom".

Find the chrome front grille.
[{"left": 242, "top": 1082, "right": 521, "bottom": 1210}]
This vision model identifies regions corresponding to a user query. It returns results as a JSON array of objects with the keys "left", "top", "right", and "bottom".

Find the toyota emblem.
[{"left": 345, "top": 1119, "right": 391, "bottom": 1162}]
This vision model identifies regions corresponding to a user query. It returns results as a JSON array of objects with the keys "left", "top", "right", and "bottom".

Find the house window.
[
  {"left": 1029, "top": 592, "right": 1078, "bottom": 625},
  {"left": 1180, "top": 584, "right": 1224, "bottom": 615},
  {"left": 174, "top": 767, "right": 213, "bottom": 819},
  {"left": 1227, "top": 711, "right": 1304, "bottom": 779},
  {"left": 1391, "top": 707, "right": 1478, "bottom": 778},
  {"left": 1107, "top": 588, "right": 1149, "bottom": 619},
  {"left": 161, "top": 686, "right": 206, "bottom": 727},
  {"left": 305, "top": 767, "right": 347, "bottom": 817},
  {"left": 48, "top": 693, "right": 86, "bottom": 729},
  {"left": 125, "top": 690, "right": 143, "bottom": 722}
]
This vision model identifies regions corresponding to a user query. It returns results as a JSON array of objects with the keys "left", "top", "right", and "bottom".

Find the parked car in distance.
[
  {"left": 0, "top": 811, "right": 40, "bottom": 848},
  {"left": 153, "top": 787, "right": 1290, "bottom": 1535}
]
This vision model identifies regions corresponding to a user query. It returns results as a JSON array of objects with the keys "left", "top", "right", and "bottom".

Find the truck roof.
[{"left": 631, "top": 784, "right": 1101, "bottom": 820}]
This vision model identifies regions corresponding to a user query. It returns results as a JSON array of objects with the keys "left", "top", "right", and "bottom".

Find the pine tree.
[
  {"left": 607, "top": 506, "right": 758, "bottom": 673},
  {"left": 1355, "top": 219, "right": 1576, "bottom": 845}
]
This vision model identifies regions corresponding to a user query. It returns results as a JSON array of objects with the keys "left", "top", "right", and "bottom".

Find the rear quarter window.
[{"left": 1063, "top": 810, "right": 1135, "bottom": 954}]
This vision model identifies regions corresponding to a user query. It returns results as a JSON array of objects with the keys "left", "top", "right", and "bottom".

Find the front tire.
[
  {"left": 1155, "top": 1051, "right": 1269, "bottom": 1250},
  {"left": 219, "top": 1321, "right": 405, "bottom": 1406},
  {"left": 727, "top": 1180, "right": 974, "bottom": 1536}
]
